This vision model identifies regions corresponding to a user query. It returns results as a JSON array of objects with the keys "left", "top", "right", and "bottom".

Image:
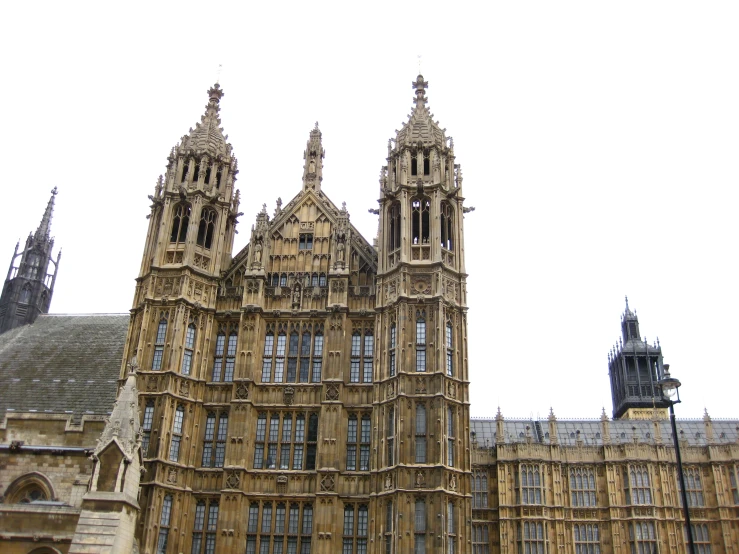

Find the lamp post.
[{"left": 659, "top": 364, "right": 695, "bottom": 554}]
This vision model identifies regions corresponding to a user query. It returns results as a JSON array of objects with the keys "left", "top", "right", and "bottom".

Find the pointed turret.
[
  {"left": 302, "top": 122, "right": 324, "bottom": 192},
  {"left": 0, "top": 188, "right": 61, "bottom": 334},
  {"left": 69, "top": 357, "right": 142, "bottom": 554},
  {"left": 395, "top": 75, "right": 447, "bottom": 150},
  {"left": 34, "top": 186, "right": 57, "bottom": 242},
  {"left": 608, "top": 298, "right": 669, "bottom": 419}
]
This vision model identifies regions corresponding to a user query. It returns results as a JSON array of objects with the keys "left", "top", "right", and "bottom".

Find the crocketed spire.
[
  {"left": 395, "top": 75, "right": 447, "bottom": 149},
  {"left": 95, "top": 357, "right": 140, "bottom": 459},
  {"left": 178, "top": 83, "right": 233, "bottom": 158},
  {"left": 34, "top": 187, "right": 57, "bottom": 243},
  {"left": 302, "top": 122, "right": 325, "bottom": 192}
]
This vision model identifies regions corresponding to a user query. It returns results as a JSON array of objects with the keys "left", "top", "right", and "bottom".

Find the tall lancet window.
[
  {"left": 152, "top": 318, "right": 167, "bottom": 370},
  {"left": 441, "top": 203, "right": 454, "bottom": 251},
  {"left": 416, "top": 315, "right": 426, "bottom": 372},
  {"left": 411, "top": 198, "right": 430, "bottom": 245},
  {"left": 182, "top": 323, "right": 196, "bottom": 375},
  {"left": 197, "top": 208, "right": 217, "bottom": 249},
  {"left": 446, "top": 321, "right": 453, "bottom": 377},
  {"left": 389, "top": 323, "right": 397, "bottom": 377},
  {"left": 170, "top": 203, "right": 191, "bottom": 244},
  {"left": 388, "top": 203, "right": 401, "bottom": 252}
]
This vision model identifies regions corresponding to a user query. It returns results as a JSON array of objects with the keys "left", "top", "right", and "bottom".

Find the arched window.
[
  {"left": 411, "top": 155, "right": 418, "bottom": 176},
  {"left": 197, "top": 208, "right": 217, "bottom": 249},
  {"left": 202, "top": 412, "right": 228, "bottom": 468},
  {"left": 182, "top": 323, "right": 195, "bottom": 375},
  {"left": 192, "top": 160, "right": 201, "bottom": 183},
  {"left": 20, "top": 284, "right": 31, "bottom": 304},
  {"left": 388, "top": 203, "right": 401, "bottom": 251},
  {"left": 446, "top": 321, "right": 453, "bottom": 376},
  {"left": 3, "top": 472, "right": 55, "bottom": 507},
  {"left": 170, "top": 203, "right": 191, "bottom": 244},
  {"left": 441, "top": 202, "right": 454, "bottom": 251},
  {"left": 215, "top": 165, "right": 223, "bottom": 189},
  {"left": 416, "top": 315, "right": 426, "bottom": 372},
  {"left": 152, "top": 318, "right": 167, "bottom": 370},
  {"left": 411, "top": 198, "right": 430, "bottom": 245},
  {"left": 158, "top": 494, "right": 173, "bottom": 553},
  {"left": 169, "top": 405, "right": 184, "bottom": 462},
  {"left": 181, "top": 159, "right": 189, "bottom": 183},
  {"left": 389, "top": 323, "right": 397, "bottom": 377},
  {"left": 415, "top": 403, "right": 427, "bottom": 463},
  {"left": 141, "top": 401, "right": 155, "bottom": 457},
  {"left": 204, "top": 164, "right": 212, "bottom": 186},
  {"left": 423, "top": 155, "right": 430, "bottom": 175}
]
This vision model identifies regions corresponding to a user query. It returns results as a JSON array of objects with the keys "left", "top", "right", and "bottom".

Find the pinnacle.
[
  {"left": 34, "top": 187, "right": 57, "bottom": 242},
  {"left": 178, "top": 83, "right": 233, "bottom": 159}
]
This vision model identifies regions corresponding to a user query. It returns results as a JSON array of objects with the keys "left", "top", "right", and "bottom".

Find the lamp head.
[{"left": 659, "top": 363, "right": 682, "bottom": 402}]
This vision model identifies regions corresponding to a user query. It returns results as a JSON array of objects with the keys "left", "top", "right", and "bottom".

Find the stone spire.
[
  {"left": 302, "top": 122, "right": 324, "bottom": 192},
  {"left": 94, "top": 358, "right": 141, "bottom": 459},
  {"left": 395, "top": 74, "right": 447, "bottom": 149},
  {"left": 179, "top": 83, "right": 233, "bottom": 159},
  {"left": 34, "top": 187, "right": 57, "bottom": 243}
]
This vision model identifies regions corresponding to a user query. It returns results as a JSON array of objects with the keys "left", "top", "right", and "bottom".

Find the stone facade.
[{"left": 1, "top": 76, "right": 738, "bottom": 554}]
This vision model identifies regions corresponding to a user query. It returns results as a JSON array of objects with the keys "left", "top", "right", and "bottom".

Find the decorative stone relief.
[
  {"left": 320, "top": 474, "right": 336, "bottom": 492},
  {"left": 225, "top": 470, "right": 240, "bottom": 489},
  {"left": 146, "top": 376, "right": 158, "bottom": 391},
  {"left": 180, "top": 380, "right": 190, "bottom": 398},
  {"left": 415, "top": 471, "right": 425, "bottom": 488},
  {"left": 283, "top": 386, "right": 295, "bottom": 406},
  {"left": 235, "top": 382, "right": 249, "bottom": 400},
  {"left": 325, "top": 383, "right": 340, "bottom": 401},
  {"left": 416, "top": 377, "right": 427, "bottom": 394}
]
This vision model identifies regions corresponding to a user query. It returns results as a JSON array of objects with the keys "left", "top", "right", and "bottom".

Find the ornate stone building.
[{"left": 1, "top": 77, "right": 738, "bottom": 554}]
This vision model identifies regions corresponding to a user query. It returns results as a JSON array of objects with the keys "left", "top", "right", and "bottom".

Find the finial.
[
  {"left": 601, "top": 407, "right": 608, "bottom": 421},
  {"left": 207, "top": 83, "right": 224, "bottom": 106},
  {"left": 495, "top": 406, "right": 503, "bottom": 420},
  {"left": 35, "top": 187, "right": 58, "bottom": 242},
  {"left": 417, "top": 54, "right": 422, "bottom": 74},
  {"left": 314, "top": 121, "right": 319, "bottom": 130},
  {"left": 624, "top": 295, "right": 630, "bottom": 314},
  {"left": 548, "top": 407, "right": 556, "bottom": 420},
  {"left": 216, "top": 63, "right": 222, "bottom": 84},
  {"left": 412, "top": 74, "right": 429, "bottom": 108}
]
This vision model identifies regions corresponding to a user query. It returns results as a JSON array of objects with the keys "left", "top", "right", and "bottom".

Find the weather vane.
[{"left": 216, "top": 64, "right": 223, "bottom": 84}]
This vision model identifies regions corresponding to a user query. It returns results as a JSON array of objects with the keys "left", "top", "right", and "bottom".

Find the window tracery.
[
  {"left": 261, "top": 323, "right": 323, "bottom": 383},
  {"left": 170, "top": 203, "right": 191, "bottom": 244},
  {"left": 197, "top": 208, "right": 217, "bottom": 249},
  {"left": 202, "top": 412, "right": 228, "bottom": 468},
  {"left": 253, "top": 412, "right": 318, "bottom": 470}
]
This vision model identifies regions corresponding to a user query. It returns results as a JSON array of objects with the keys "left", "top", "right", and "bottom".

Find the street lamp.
[{"left": 659, "top": 364, "right": 695, "bottom": 554}]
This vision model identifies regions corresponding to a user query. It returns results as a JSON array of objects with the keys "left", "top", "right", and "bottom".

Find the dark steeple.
[
  {"left": 608, "top": 298, "right": 669, "bottom": 419},
  {"left": 0, "top": 188, "right": 62, "bottom": 334}
]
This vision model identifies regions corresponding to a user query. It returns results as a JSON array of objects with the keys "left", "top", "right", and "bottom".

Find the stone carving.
[
  {"left": 235, "top": 382, "right": 249, "bottom": 400},
  {"left": 225, "top": 470, "right": 240, "bottom": 489},
  {"left": 180, "top": 380, "right": 190, "bottom": 398},
  {"left": 449, "top": 474, "right": 457, "bottom": 491},
  {"left": 146, "top": 376, "right": 158, "bottom": 391},
  {"left": 384, "top": 473, "right": 393, "bottom": 490},
  {"left": 447, "top": 381, "right": 456, "bottom": 399},
  {"left": 167, "top": 467, "right": 177, "bottom": 484},
  {"left": 320, "top": 474, "right": 336, "bottom": 492},
  {"left": 416, "top": 377, "right": 427, "bottom": 394},
  {"left": 283, "top": 386, "right": 295, "bottom": 406},
  {"left": 332, "top": 280, "right": 345, "bottom": 293},
  {"left": 325, "top": 383, "right": 340, "bottom": 401},
  {"left": 387, "top": 382, "right": 395, "bottom": 399},
  {"left": 415, "top": 471, "right": 425, "bottom": 488}
]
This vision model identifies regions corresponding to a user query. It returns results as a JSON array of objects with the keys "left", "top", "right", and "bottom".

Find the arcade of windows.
[
  {"left": 343, "top": 504, "right": 368, "bottom": 554},
  {"left": 518, "top": 464, "right": 543, "bottom": 505},
  {"left": 180, "top": 157, "right": 224, "bottom": 190},
  {"left": 350, "top": 328, "right": 373, "bottom": 383},
  {"left": 261, "top": 324, "right": 324, "bottom": 383},
  {"left": 201, "top": 412, "right": 228, "bottom": 468},
  {"left": 191, "top": 500, "right": 219, "bottom": 554},
  {"left": 678, "top": 466, "right": 705, "bottom": 507},
  {"left": 386, "top": 199, "right": 455, "bottom": 253},
  {"left": 624, "top": 466, "right": 652, "bottom": 505},
  {"left": 628, "top": 522, "right": 656, "bottom": 554},
  {"left": 412, "top": 500, "right": 456, "bottom": 553},
  {"left": 245, "top": 501, "right": 313, "bottom": 554},
  {"left": 411, "top": 198, "right": 431, "bottom": 245},
  {"left": 169, "top": 203, "right": 217, "bottom": 249},
  {"left": 689, "top": 524, "right": 712, "bottom": 554},
  {"left": 473, "top": 524, "right": 490, "bottom": 554},
  {"left": 346, "top": 414, "right": 371, "bottom": 471},
  {"left": 472, "top": 470, "right": 489, "bottom": 508},
  {"left": 212, "top": 329, "right": 238, "bottom": 382},
  {"left": 518, "top": 522, "right": 546, "bottom": 554},
  {"left": 573, "top": 524, "right": 600, "bottom": 554},
  {"left": 570, "top": 467, "right": 597, "bottom": 507},
  {"left": 253, "top": 412, "right": 318, "bottom": 471},
  {"left": 269, "top": 273, "right": 327, "bottom": 288}
]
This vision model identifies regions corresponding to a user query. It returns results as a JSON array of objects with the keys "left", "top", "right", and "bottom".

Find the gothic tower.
[
  {"left": 608, "top": 297, "right": 669, "bottom": 419},
  {"left": 0, "top": 187, "right": 61, "bottom": 334},
  {"left": 122, "top": 83, "right": 241, "bottom": 553},
  {"left": 373, "top": 75, "right": 472, "bottom": 553}
]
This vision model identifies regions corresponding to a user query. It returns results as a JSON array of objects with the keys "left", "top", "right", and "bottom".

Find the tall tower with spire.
[
  {"left": 608, "top": 297, "right": 669, "bottom": 419},
  {"left": 0, "top": 187, "right": 61, "bottom": 334},
  {"left": 373, "top": 74, "right": 472, "bottom": 553},
  {"left": 121, "top": 83, "right": 241, "bottom": 554}
]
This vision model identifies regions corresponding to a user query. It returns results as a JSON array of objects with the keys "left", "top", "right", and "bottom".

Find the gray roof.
[
  {"left": 471, "top": 417, "right": 739, "bottom": 448},
  {"left": 0, "top": 314, "right": 128, "bottom": 416}
]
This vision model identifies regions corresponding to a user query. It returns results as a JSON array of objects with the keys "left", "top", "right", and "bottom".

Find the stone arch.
[
  {"left": 2, "top": 471, "right": 56, "bottom": 503},
  {"left": 28, "top": 547, "right": 64, "bottom": 554}
]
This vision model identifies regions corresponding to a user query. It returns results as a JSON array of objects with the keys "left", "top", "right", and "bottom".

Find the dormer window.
[{"left": 299, "top": 234, "right": 313, "bottom": 250}]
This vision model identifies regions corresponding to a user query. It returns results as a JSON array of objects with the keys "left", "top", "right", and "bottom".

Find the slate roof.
[
  {"left": 0, "top": 314, "right": 128, "bottom": 416},
  {"left": 471, "top": 417, "right": 739, "bottom": 448}
]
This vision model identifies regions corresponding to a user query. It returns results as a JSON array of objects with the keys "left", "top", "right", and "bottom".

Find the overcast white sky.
[{"left": 1, "top": 2, "right": 738, "bottom": 419}]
